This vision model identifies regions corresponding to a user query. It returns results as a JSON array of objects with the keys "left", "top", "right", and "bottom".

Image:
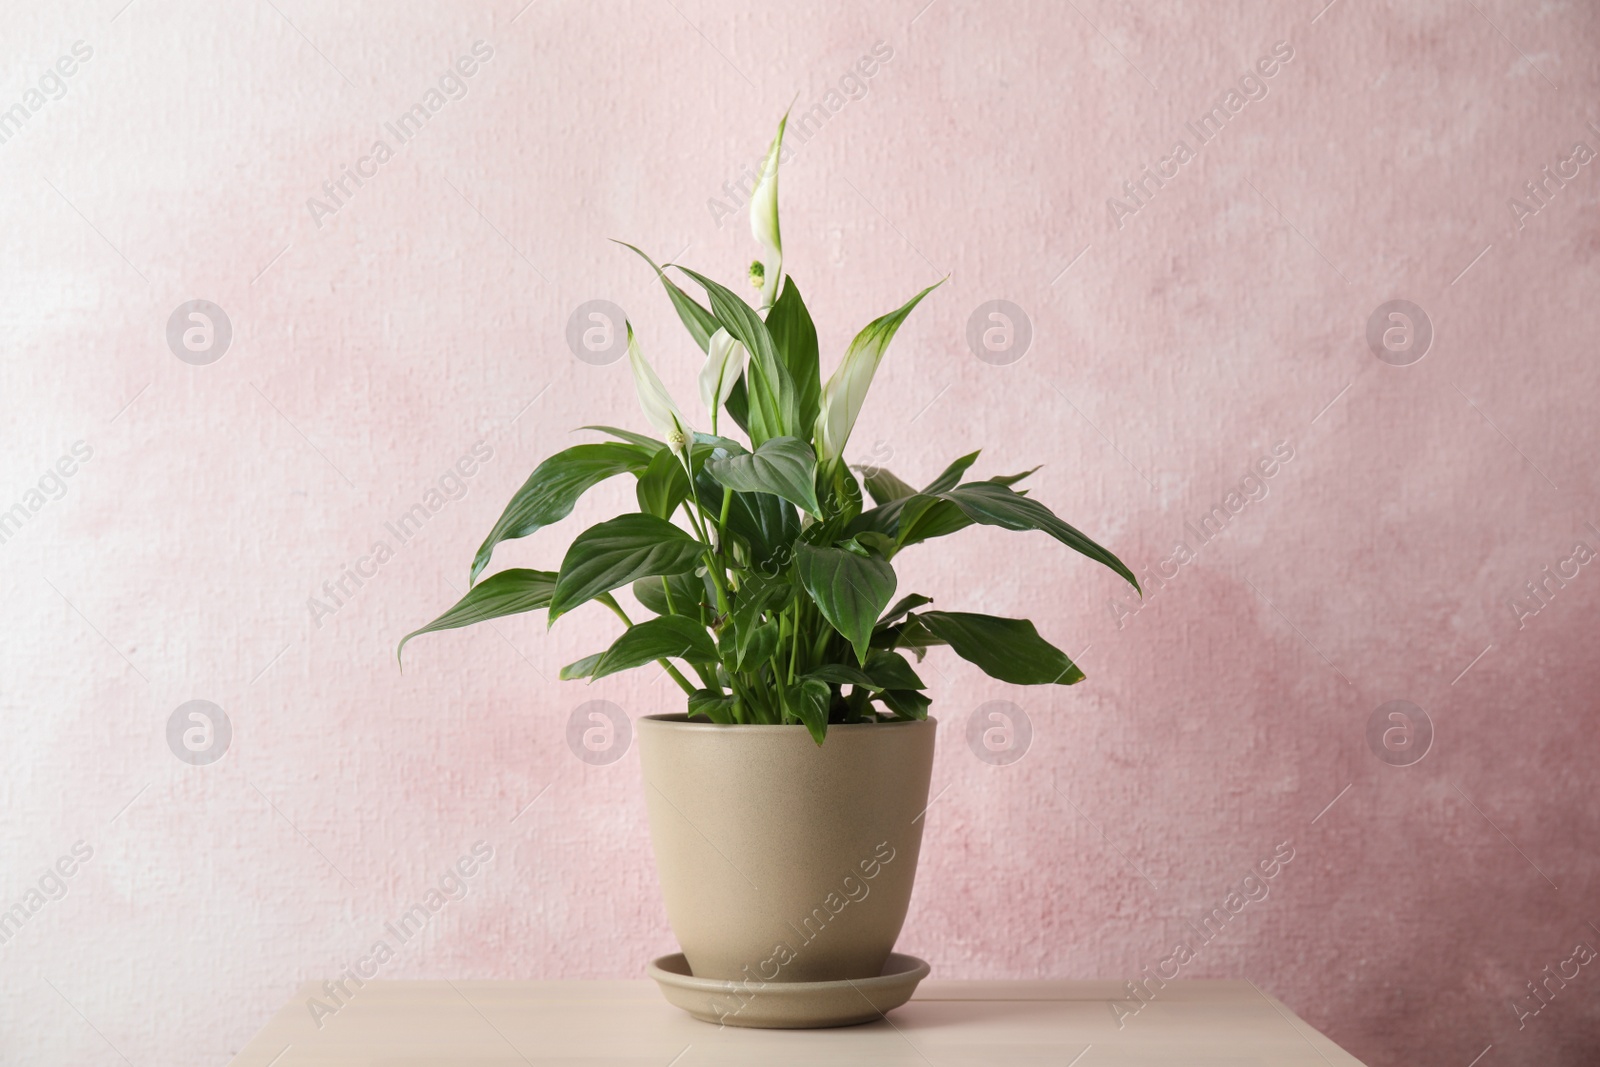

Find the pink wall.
[{"left": 3, "top": 1, "right": 1598, "bottom": 1064}]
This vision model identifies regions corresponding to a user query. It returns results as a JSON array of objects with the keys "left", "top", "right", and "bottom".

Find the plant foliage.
[{"left": 401, "top": 114, "right": 1138, "bottom": 742}]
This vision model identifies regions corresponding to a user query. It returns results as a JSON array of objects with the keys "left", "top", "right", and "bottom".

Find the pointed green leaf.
[
  {"left": 722, "top": 618, "right": 778, "bottom": 671},
  {"left": 922, "top": 450, "right": 982, "bottom": 494},
  {"left": 937, "top": 481, "right": 1139, "bottom": 591},
  {"left": 766, "top": 277, "right": 821, "bottom": 433},
  {"left": 633, "top": 573, "right": 710, "bottom": 618},
  {"left": 674, "top": 266, "right": 797, "bottom": 446},
  {"left": 878, "top": 593, "right": 933, "bottom": 629},
  {"left": 863, "top": 649, "right": 925, "bottom": 690},
  {"left": 591, "top": 615, "right": 718, "bottom": 680},
  {"left": 399, "top": 569, "right": 556, "bottom": 663},
  {"left": 548, "top": 514, "right": 705, "bottom": 622},
  {"left": 560, "top": 652, "right": 604, "bottom": 680},
  {"left": 877, "top": 688, "right": 931, "bottom": 719},
  {"left": 785, "top": 677, "right": 833, "bottom": 744},
  {"left": 704, "top": 436, "right": 821, "bottom": 516},
  {"left": 613, "top": 241, "right": 719, "bottom": 352},
  {"left": 694, "top": 471, "right": 800, "bottom": 574},
  {"left": 794, "top": 543, "right": 897, "bottom": 664},
  {"left": 471, "top": 443, "right": 655, "bottom": 584},
  {"left": 688, "top": 688, "right": 738, "bottom": 724},
  {"left": 636, "top": 446, "right": 691, "bottom": 519},
  {"left": 580, "top": 425, "right": 665, "bottom": 449},
  {"left": 724, "top": 374, "right": 751, "bottom": 435},
  {"left": 916, "top": 610, "right": 1084, "bottom": 685},
  {"left": 861, "top": 467, "right": 917, "bottom": 505}
]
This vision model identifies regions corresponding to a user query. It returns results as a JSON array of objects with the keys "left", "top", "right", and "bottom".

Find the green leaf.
[
  {"left": 915, "top": 610, "right": 1084, "bottom": 685},
  {"left": 990, "top": 466, "right": 1041, "bottom": 488},
  {"left": 674, "top": 266, "right": 797, "bottom": 446},
  {"left": 695, "top": 471, "right": 800, "bottom": 574},
  {"left": 559, "top": 652, "right": 604, "bottom": 680},
  {"left": 803, "top": 663, "right": 878, "bottom": 689},
  {"left": 398, "top": 568, "right": 556, "bottom": 663},
  {"left": 861, "top": 467, "right": 917, "bottom": 505},
  {"left": 471, "top": 443, "right": 654, "bottom": 584},
  {"left": 580, "top": 425, "right": 665, "bottom": 450},
  {"left": 794, "top": 543, "right": 897, "bottom": 664},
  {"left": 879, "top": 593, "right": 933, "bottom": 628},
  {"left": 688, "top": 688, "right": 738, "bottom": 724},
  {"left": 863, "top": 649, "right": 925, "bottom": 690},
  {"left": 704, "top": 436, "right": 820, "bottom": 516},
  {"left": 636, "top": 446, "right": 691, "bottom": 519},
  {"left": 784, "top": 677, "right": 833, "bottom": 744},
  {"left": 877, "top": 688, "right": 931, "bottom": 720},
  {"left": 804, "top": 649, "right": 923, "bottom": 693},
  {"left": 724, "top": 375, "right": 751, "bottom": 435},
  {"left": 633, "top": 572, "right": 709, "bottom": 618},
  {"left": 766, "top": 277, "right": 821, "bottom": 434},
  {"left": 593, "top": 615, "right": 718, "bottom": 680},
  {"left": 937, "top": 481, "right": 1139, "bottom": 592},
  {"left": 894, "top": 494, "right": 974, "bottom": 550},
  {"left": 613, "top": 241, "right": 720, "bottom": 352},
  {"left": 922, "top": 450, "right": 982, "bottom": 494},
  {"left": 548, "top": 514, "right": 705, "bottom": 622},
  {"left": 723, "top": 618, "right": 778, "bottom": 670},
  {"left": 729, "top": 577, "right": 788, "bottom": 662}
]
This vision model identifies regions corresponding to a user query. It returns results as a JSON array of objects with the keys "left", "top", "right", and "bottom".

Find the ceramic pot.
[{"left": 636, "top": 714, "right": 936, "bottom": 984}]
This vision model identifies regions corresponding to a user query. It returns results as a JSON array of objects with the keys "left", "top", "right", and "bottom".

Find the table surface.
[{"left": 228, "top": 978, "right": 1368, "bottom": 1066}]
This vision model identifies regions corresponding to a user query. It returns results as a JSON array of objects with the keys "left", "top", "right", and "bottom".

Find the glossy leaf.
[
  {"left": 613, "top": 241, "right": 719, "bottom": 352},
  {"left": 559, "top": 652, "right": 604, "bottom": 680},
  {"left": 633, "top": 572, "right": 709, "bottom": 618},
  {"left": 580, "top": 425, "right": 665, "bottom": 450},
  {"left": 636, "top": 445, "right": 692, "bottom": 519},
  {"left": 915, "top": 610, "right": 1084, "bottom": 685},
  {"left": 795, "top": 542, "right": 897, "bottom": 664},
  {"left": 766, "top": 277, "right": 821, "bottom": 433},
  {"left": 785, "top": 677, "right": 832, "bottom": 744},
  {"left": 471, "top": 443, "right": 652, "bottom": 583},
  {"left": 548, "top": 514, "right": 705, "bottom": 622},
  {"left": 704, "top": 436, "right": 821, "bottom": 516},
  {"left": 877, "top": 688, "right": 931, "bottom": 719},
  {"left": 937, "top": 481, "right": 1139, "bottom": 591},
  {"left": 592, "top": 615, "right": 718, "bottom": 679},
  {"left": 674, "top": 266, "right": 797, "bottom": 446},
  {"left": 878, "top": 593, "right": 933, "bottom": 629},
  {"left": 399, "top": 569, "right": 555, "bottom": 662},
  {"left": 688, "top": 688, "right": 738, "bottom": 724},
  {"left": 922, "top": 450, "right": 982, "bottom": 495},
  {"left": 861, "top": 467, "right": 917, "bottom": 505}
]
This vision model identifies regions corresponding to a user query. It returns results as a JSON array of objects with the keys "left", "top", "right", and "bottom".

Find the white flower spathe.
[
  {"left": 750, "top": 113, "right": 788, "bottom": 311},
  {"left": 627, "top": 323, "right": 692, "bottom": 452},
  {"left": 698, "top": 327, "right": 748, "bottom": 416}
]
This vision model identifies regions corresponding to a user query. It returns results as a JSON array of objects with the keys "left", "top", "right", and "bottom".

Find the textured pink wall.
[{"left": 3, "top": 1, "right": 1598, "bottom": 1064}]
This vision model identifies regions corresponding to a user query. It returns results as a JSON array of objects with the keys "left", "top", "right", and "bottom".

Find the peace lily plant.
[{"left": 400, "top": 114, "right": 1139, "bottom": 744}]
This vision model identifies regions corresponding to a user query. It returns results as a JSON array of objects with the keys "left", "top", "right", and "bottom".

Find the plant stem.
[{"left": 786, "top": 599, "right": 800, "bottom": 685}]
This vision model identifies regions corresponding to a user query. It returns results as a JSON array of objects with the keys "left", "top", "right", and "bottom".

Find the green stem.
[{"left": 786, "top": 600, "right": 800, "bottom": 685}]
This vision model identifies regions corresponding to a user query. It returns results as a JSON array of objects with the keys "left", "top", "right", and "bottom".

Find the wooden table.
[{"left": 229, "top": 978, "right": 1369, "bottom": 1065}]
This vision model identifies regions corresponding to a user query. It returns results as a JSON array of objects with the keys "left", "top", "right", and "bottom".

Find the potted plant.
[{"left": 399, "top": 114, "right": 1138, "bottom": 1027}]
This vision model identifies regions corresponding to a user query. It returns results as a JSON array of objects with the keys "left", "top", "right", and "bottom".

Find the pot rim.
[{"left": 638, "top": 713, "right": 936, "bottom": 733}]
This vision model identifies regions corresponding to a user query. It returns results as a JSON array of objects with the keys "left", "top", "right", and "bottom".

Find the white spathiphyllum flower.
[
  {"left": 749, "top": 113, "right": 788, "bottom": 311},
  {"left": 626, "top": 323, "right": 692, "bottom": 453},
  {"left": 814, "top": 280, "right": 944, "bottom": 466},
  {"left": 698, "top": 327, "right": 747, "bottom": 425}
]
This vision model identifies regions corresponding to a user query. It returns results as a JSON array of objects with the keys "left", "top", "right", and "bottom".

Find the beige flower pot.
[{"left": 637, "top": 714, "right": 937, "bottom": 985}]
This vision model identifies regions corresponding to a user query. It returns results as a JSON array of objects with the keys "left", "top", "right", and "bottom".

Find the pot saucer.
[{"left": 647, "top": 952, "right": 930, "bottom": 1029}]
